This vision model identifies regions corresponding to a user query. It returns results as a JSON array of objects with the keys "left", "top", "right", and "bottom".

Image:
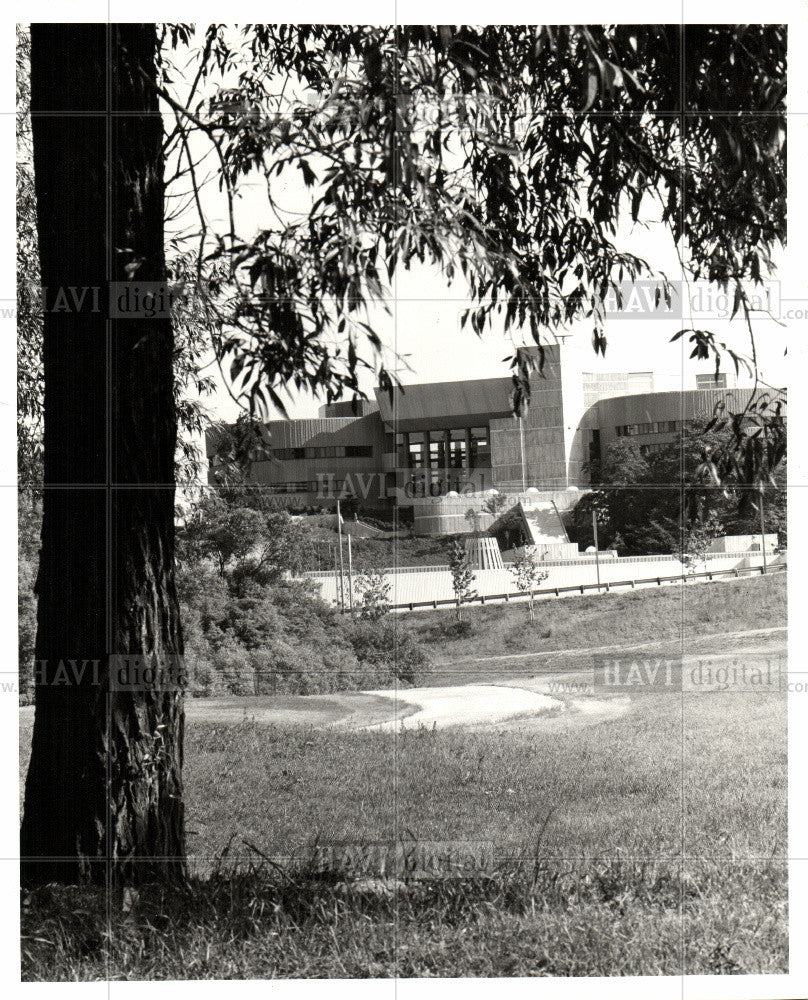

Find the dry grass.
[{"left": 21, "top": 856, "right": 786, "bottom": 979}]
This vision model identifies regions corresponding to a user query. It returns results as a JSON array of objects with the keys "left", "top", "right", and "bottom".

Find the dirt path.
[{"left": 356, "top": 684, "right": 563, "bottom": 731}]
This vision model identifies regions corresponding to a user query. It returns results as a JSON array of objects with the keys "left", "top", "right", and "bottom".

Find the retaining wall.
[{"left": 302, "top": 551, "right": 783, "bottom": 609}]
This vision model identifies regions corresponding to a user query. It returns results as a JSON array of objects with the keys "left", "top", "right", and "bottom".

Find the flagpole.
[
  {"left": 347, "top": 534, "right": 355, "bottom": 613},
  {"left": 759, "top": 484, "right": 767, "bottom": 575},
  {"left": 337, "top": 499, "right": 346, "bottom": 610},
  {"left": 592, "top": 509, "right": 601, "bottom": 594}
]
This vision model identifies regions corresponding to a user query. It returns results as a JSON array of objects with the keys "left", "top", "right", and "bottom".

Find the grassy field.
[
  {"left": 20, "top": 574, "right": 787, "bottom": 979},
  {"left": 400, "top": 573, "right": 786, "bottom": 664}
]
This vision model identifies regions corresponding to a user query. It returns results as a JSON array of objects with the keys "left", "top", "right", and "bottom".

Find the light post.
[
  {"left": 337, "top": 499, "right": 345, "bottom": 609},
  {"left": 592, "top": 509, "right": 601, "bottom": 594},
  {"left": 759, "top": 483, "right": 767, "bottom": 575},
  {"left": 347, "top": 533, "right": 355, "bottom": 613}
]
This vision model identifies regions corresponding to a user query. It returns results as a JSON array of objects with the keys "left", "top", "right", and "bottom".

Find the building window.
[
  {"left": 269, "top": 481, "right": 310, "bottom": 493},
  {"left": 617, "top": 421, "right": 680, "bottom": 438},
  {"left": 450, "top": 428, "right": 467, "bottom": 469},
  {"left": 588, "top": 428, "right": 601, "bottom": 465},
  {"left": 274, "top": 444, "right": 373, "bottom": 460},
  {"left": 696, "top": 373, "right": 727, "bottom": 389},
  {"left": 408, "top": 432, "right": 426, "bottom": 469},
  {"left": 471, "top": 426, "right": 489, "bottom": 447},
  {"left": 469, "top": 426, "right": 490, "bottom": 466}
]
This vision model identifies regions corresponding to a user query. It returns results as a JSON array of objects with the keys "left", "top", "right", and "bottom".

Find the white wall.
[{"left": 306, "top": 551, "right": 776, "bottom": 609}]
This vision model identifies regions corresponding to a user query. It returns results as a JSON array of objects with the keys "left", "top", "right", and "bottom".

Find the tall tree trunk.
[{"left": 21, "top": 24, "right": 186, "bottom": 888}]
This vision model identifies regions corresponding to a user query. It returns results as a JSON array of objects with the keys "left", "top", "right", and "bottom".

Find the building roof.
[{"left": 374, "top": 376, "right": 514, "bottom": 431}]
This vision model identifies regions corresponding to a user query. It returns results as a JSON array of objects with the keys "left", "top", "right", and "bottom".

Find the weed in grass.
[{"left": 20, "top": 855, "right": 787, "bottom": 980}]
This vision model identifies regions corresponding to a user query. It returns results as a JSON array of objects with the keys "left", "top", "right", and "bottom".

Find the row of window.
[
  {"left": 268, "top": 481, "right": 356, "bottom": 494},
  {"left": 268, "top": 480, "right": 385, "bottom": 496},
  {"left": 268, "top": 482, "right": 315, "bottom": 493},
  {"left": 638, "top": 443, "right": 670, "bottom": 456},
  {"left": 396, "top": 427, "right": 489, "bottom": 446},
  {"left": 396, "top": 427, "right": 490, "bottom": 470},
  {"left": 616, "top": 421, "right": 681, "bottom": 437},
  {"left": 273, "top": 445, "right": 374, "bottom": 460}
]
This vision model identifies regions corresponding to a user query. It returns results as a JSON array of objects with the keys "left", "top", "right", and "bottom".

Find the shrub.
[
  {"left": 353, "top": 569, "right": 392, "bottom": 620},
  {"left": 179, "top": 553, "right": 425, "bottom": 694},
  {"left": 437, "top": 619, "right": 476, "bottom": 640},
  {"left": 249, "top": 637, "right": 366, "bottom": 696},
  {"left": 185, "top": 651, "right": 221, "bottom": 698},
  {"left": 250, "top": 641, "right": 307, "bottom": 695},
  {"left": 321, "top": 644, "right": 374, "bottom": 692},
  {"left": 347, "top": 620, "right": 432, "bottom": 686},
  {"left": 211, "top": 638, "right": 255, "bottom": 696}
]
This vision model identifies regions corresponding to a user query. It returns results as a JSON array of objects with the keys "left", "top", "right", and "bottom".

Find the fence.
[
  {"left": 384, "top": 562, "right": 786, "bottom": 612},
  {"left": 300, "top": 551, "right": 785, "bottom": 611}
]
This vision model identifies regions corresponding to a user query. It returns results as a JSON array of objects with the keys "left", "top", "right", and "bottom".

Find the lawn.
[
  {"left": 185, "top": 677, "right": 785, "bottom": 860},
  {"left": 399, "top": 572, "right": 786, "bottom": 664},
  {"left": 19, "top": 574, "right": 787, "bottom": 979},
  {"left": 20, "top": 673, "right": 787, "bottom": 975}
]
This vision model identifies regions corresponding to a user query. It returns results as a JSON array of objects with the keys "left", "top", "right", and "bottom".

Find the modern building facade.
[{"left": 206, "top": 343, "right": 785, "bottom": 529}]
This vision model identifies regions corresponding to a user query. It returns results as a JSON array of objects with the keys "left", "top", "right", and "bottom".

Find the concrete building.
[{"left": 206, "top": 343, "right": 784, "bottom": 533}]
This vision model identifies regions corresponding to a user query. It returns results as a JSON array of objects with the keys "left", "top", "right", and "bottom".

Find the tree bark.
[{"left": 21, "top": 24, "right": 186, "bottom": 888}]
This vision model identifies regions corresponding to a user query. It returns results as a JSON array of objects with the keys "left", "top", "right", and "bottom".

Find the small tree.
[
  {"left": 681, "top": 513, "right": 723, "bottom": 575},
  {"left": 510, "top": 549, "right": 549, "bottom": 621},
  {"left": 464, "top": 507, "right": 481, "bottom": 534},
  {"left": 448, "top": 541, "right": 477, "bottom": 621},
  {"left": 354, "top": 570, "right": 392, "bottom": 621}
]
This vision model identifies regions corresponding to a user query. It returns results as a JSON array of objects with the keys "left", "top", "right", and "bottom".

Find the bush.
[
  {"left": 431, "top": 618, "right": 476, "bottom": 640},
  {"left": 211, "top": 638, "right": 255, "bottom": 696},
  {"left": 353, "top": 569, "right": 391, "bottom": 620},
  {"left": 250, "top": 637, "right": 368, "bottom": 696},
  {"left": 347, "top": 620, "right": 432, "bottom": 686},
  {"left": 321, "top": 644, "right": 375, "bottom": 692},
  {"left": 178, "top": 543, "right": 428, "bottom": 694},
  {"left": 250, "top": 641, "right": 306, "bottom": 695},
  {"left": 185, "top": 638, "right": 225, "bottom": 698}
]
